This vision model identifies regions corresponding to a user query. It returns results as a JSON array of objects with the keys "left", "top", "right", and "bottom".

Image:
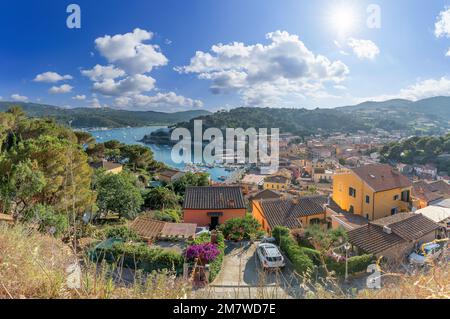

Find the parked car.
[
  {"left": 408, "top": 239, "right": 448, "bottom": 265},
  {"left": 256, "top": 243, "right": 285, "bottom": 270}
]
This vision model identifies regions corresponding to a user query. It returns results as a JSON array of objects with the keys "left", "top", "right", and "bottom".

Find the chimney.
[
  {"left": 228, "top": 199, "right": 235, "bottom": 208},
  {"left": 383, "top": 226, "right": 392, "bottom": 234}
]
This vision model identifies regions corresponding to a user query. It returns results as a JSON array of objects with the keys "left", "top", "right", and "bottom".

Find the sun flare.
[{"left": 330, "top": 5, "right": 358, "bottom": 35}]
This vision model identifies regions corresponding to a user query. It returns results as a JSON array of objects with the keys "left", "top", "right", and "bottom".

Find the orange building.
[
  {"left": 183, "top": 186, "right": 246, "bottom": 229},
  {"left": 252, "top": 196, "right": 327, "bottom": 233}
]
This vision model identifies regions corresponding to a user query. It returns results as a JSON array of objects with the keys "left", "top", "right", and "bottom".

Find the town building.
[
  {"left": 332, "top": 164, "right": 412, "bottom": 221},
  {"left": 183, "top": 186, "right": 246, "bottom": 229},
  {"left": 263, "top": 175, "right": 290, "bottom": 191},
  {"left": 157, "top": 168, "right": 185, "bottom": 183},
  {"left": 90, "top": 159, "right": 123, "bottom": 174},
  {"left": 312, "top": 167, "right": 333, "bottom": 183},
  {"left": 252, "top": 196, "right": 328, "bottom": 233},
  {"left": 413, "top": 180, "right": 450, "bottom": 208},
  {"left": 348, "top": 213, "right": 441, "bottom": 261}
]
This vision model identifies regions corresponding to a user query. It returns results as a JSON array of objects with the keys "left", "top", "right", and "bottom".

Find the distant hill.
[
  {"left": 142, "top": 96, "right": 450, "bottom": 143},
  {"left": 0, "top": 102, "right": 211, "bottom": 128},
  {"left": 337, "top": 96, "right": 450, "bottom": 134},
  {"left": 2, "top": 95, "right": 450, "bottom": 134}
]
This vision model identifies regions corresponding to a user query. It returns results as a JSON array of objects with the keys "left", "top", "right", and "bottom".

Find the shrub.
[
  {"left": 190, "top": 232, "right": 226, "bottom": 282},
  {"left": 154, "top": 209, "right": 181, "bottom": 223},
  {"left": 23, "top": 204, "right": 69, "bottom": 238},
  {"left": 272, "top": 226, "right": 290, "bottom": 243},
  {"left": 103, "top": 225, "right": 140, "bottom": 242},
  {"left": 299, "top": 247, "right": 322, "bottom": 266},
  {"left": 186, "top": 243, "right": 220, "bottom": 263},
  {"left": 96, "top": 242, "right": 184, "bottom": 274},
  {"left": 326, "top": 254, "right": 374, "bottom": 277},
  {"left": 279, "top": 234, "right": 314, "bottom": 275},
  {"left": 143, "top": 187, "right": 180, "bottom": 210},
  {"left": 219, "top": 216, "right": 264, "bottom": 241}
]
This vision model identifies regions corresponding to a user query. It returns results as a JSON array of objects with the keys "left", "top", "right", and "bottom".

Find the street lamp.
[{"left": 344, "top": 242, "right": 351, "bottom": 281}]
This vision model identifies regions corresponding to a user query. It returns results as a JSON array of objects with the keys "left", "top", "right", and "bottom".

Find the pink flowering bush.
[{"left": 186, "top": 243, "right": 220, "bottom": 263}]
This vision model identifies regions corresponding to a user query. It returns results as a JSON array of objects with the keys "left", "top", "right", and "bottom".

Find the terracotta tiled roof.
[
  {"left": 351, "top": 164, "right": 412, "bottom": 192},
  {"left": 428, "top": 180, "right": 450, "bottom": 195},
  {"left": 91, "top": 160, "right": 122, "bottom": 171},
  {"left": 382, "top": 214, "right": 440, "bottom": 241},
  {"left": 413, "top": 181, "right": 444, "bottom": 203},
  {"left": 130, "top": 216, "right": 197, "bottom": 240},
  {"left": 183, "top": 186, "right": 246, "bottom": 210},
  {"left": 326, "top": 200, "right": 369, "bottom": 230},
  {"left": 129, "top": 217, "right": 165, "bottom": 240},
  {"left": 160, "top": 223, "right": 197, "bottom": 239},
  {"left": 348, "top": 224, "right": 404, "bottom": 254},
  {"left": 348, "top": 213, "right": 440, "bottom": 254},
  {"left": 249, "top": 189, "right": 282, "bottom": 201},
  {"left": 158, "top": 168, "right": 182, "bottom": 178},
  {"left": 259, "top": 196, "right": 326, "bottom": 229}
]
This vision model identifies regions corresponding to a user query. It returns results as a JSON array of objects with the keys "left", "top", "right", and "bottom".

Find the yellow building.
[
  {"left": 91, "top": 160, "right": 123, "bottom": 174},
  {"left": 263, "top": 175, "right": 290, "bottom": 191},
  {"left": 252, "top": 196, "right": 327, "bottom": 233},
  {"left": 332, "top": 164, "right": 412, "bottom": 221}
]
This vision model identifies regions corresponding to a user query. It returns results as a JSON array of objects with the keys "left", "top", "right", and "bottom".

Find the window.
[
  {"left": 349, "top": 205, "right": 354, "bottom": 214},
  {"left": 310, "top": 218, "right": 321, "bottom": 225},
  {"left": 401, "top": 190, "right": 411, "bottom": 202},
  {"left": 365, "top": 195, "right": 370, "bottom": 204},
  {"left": 394, "top": 195, "right": 399, "bottom": 201},
  {"left": 349, "top": 187, "right": 356, "bottom": 197},
  {"left": 391, "top": 208, "right": 398, "bottom": 215}
]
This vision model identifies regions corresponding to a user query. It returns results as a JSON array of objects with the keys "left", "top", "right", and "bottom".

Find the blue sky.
[{"left": 1, "top": 0, "right": 450, "bottom": 111}]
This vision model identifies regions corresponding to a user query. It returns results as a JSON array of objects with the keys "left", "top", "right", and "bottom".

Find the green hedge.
[
  {"left": 103, "top": 225, "right": 141, "bottom": 242},
  {"left": 92, "top": 242, "right": 184, "bottom": 274},
  {"left": 326, "top": 254, "right": 374, "bottom": 277},
  {"left": 192, "top": 232, "right": 225, "bottom": 282},
  {"left": 299, "top": 247, "right": 322, "bottom": 266},
  {"left": 278, "top": 233, "right": 314, "bottom": 276}
]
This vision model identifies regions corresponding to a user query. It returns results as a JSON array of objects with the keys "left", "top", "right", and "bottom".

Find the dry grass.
[
  {"left": 356, "top": 263, "right": 450, "bottom": 299},
  {"left": 0, "top": 224, "right": 191, "bottom": 299},
  {"left": 309, "top": 260, "right": 450, "bottom": 299},
  {"left": 0, "top": 223, "right": 448, "bottom": 299}
]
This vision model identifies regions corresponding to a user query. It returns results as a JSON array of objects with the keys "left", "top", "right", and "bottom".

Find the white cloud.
[
  {"left": 49, "top": 84, "right": 73, "bottom": 94},
  {"left": 360, "top": 76, "right": 450, "bottom": 102},
  {"left": 435, "top": 7, "right": 450, "bottom": 38},
  {"left": 72, "top": 95, "right": 86, "bottom": 100},
  {"left": 81, "top": 65, "right": 125, "bottom": 81},
  {"left": 176, "top": 30, "right": 349, "bottom": 106},
  {"left": 89, "top": 97, "right": 103, "bottom": 108},
  {"left": 347, "top": 38, "right": 380, "bottom": 60},
  {"left": 11, "top": 94, "right": 28, "bottom": 102},
  {"left": 114, "top": 92, "right": 203, "bottom": 110},
  {"left": 92, "top": 74, "right": 155, "bottom": 96},
  {"left": 83, "top": 28, "right": 202, "bottom": 110},
  {"left": 95, "top": 28, "right": 168, "bottom": 74},
  {"left": 446, "top": 48, "right": 450, "bottom": 57},
  {"left": 34, "top": 71, "right": 73, "bottom": 83}
]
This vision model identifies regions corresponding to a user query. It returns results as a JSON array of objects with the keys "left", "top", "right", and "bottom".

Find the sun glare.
[{"left": 330, "top": 5, "right": 358, "bottom": 35}]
